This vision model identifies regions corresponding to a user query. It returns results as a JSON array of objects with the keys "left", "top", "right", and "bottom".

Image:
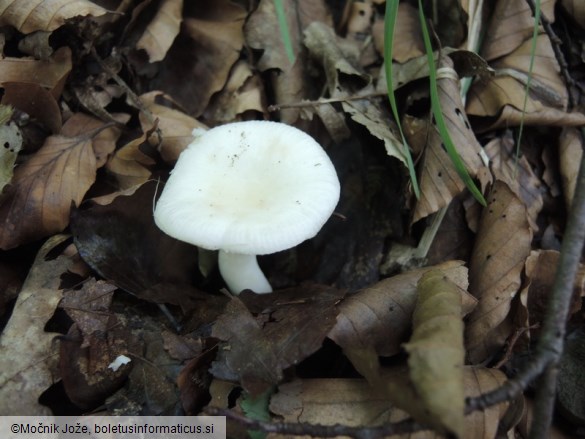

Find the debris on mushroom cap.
[{"left": 154, "top": 120, "right": 340, "bottom": 255}]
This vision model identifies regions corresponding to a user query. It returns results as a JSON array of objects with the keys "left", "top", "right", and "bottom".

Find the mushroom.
[{"left": 153, "top": 120, "right": 340, "bottom": 294}]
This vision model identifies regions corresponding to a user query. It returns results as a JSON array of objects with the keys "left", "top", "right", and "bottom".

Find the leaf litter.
[{"left": 0, "top": 0, "right": 583, "bottom": 436}]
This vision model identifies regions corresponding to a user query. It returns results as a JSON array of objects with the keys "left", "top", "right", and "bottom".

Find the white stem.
[{"left": 218, "top": 250, "right": 272, "bottom": 294}]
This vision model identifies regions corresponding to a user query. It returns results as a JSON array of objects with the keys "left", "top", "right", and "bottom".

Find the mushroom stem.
[{"left": 218, "top": 250, "right": 272, "bottom": 294}]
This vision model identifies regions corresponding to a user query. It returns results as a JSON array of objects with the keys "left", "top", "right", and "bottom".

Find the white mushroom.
[{"left": 153, "top": 120, "right": 340, "bottom": 294}]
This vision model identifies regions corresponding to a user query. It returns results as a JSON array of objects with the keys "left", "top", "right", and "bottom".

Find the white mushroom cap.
[{"left": 154, "top": 120, "right": 340, "bottom": 255}]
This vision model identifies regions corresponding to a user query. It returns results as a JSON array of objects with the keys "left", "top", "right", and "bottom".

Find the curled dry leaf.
[
  {"left": 328, "top": 260, "right": 476, "bottom": 357},
  {"left": 0, "top": 113, "right": 122, "bottom": 249},
  {"left": 410, "top": 57, "right": 486, "bottom": 223},
  {"left": 106, "top": 131, "right": 155, "bottom": 189},
  {"left": 139, "top": 91, "right": 207, "bottom": 163},
  {"left": 136, "top": 0, "right": 183, "bottom": 63},
  {"left": 466, "top": 180, "right": 532, "bottom": 363},
  {"left": 402, "top": 270, "right": 465, "bottom": 437},
  {"left": 0, "top": 0, "right": 108, "bottom": 34},
  {"left": 0, "top": 235, "right": 74, "bottom": 415}
]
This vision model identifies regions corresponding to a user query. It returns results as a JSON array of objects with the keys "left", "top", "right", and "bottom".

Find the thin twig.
[
  {"left": 205, "top": 406, "right": 426, "bottom": 439},
  {"left": 267, "top": 92, "right": 387, "bottom": 112}
]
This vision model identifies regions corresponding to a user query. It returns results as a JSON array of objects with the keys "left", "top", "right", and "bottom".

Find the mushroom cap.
[{"left": 154, "top": 120, "right": 340, "bottom": 255}]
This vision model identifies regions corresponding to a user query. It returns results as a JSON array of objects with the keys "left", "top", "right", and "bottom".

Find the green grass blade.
[
  {"left": 274, "top": 0, "right": 295, "bottom": 65},
  {"left": 417, "top": 0, "right": 487, "bottom": 206},
  {"left": 384, "top": 0, "right": 421, "bottom": 199},
  {"left": 515, "top": 0, "right": 541, "bottom": 171}
]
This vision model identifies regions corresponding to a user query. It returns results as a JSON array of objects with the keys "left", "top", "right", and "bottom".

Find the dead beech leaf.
[
  {"left": 106, "top": 132, "right": 155, "bottom": 189},
  {"left": 481, "top": 0, "right": 555, "bottom": 61},
  {"left": 410, "top": 57, "right": 486, "bottom": 223},
  {"left": 136, "top": 0, "right": 183, "bottom": 62},
  {"left": 153, "top": 0, "right": 246, "bottom": 116},
  {"left": 139, "top": 91, "right": 207, "bottom": 163},
  {"left": 246, "top": 0, "right": 305, "bottom": 123},
  {"left": 0, "top": 235, "right": 74, "bottom": 415},
  {"left": 2, "top": 82, "right": 62, "bottom": 133},
  {"left": 211, "top": 285, "right": 344, "bottom": 396},
  {"left": 269, "top": 368, "right": 512, "bottom": 438},
  {"left": 204, "top": 60, "right": 266, "bottom": 125},
  {"left": 484, "top": 134, "right": 544, "bottom": 232},
  {"left": 468, "top": 35, "right": 567, "bottom": 119},
  {"left": 559, "top": 127, "right": 583, "bottom": 210},
  {"left": 0, "top": 113, "right": 121, "bottom": 249},
  {"left": 328, "top": 260, "right": 475, "bottom": 357},
  {"left": 0, "top": 0, "right": 108, "bottom": 34},
  {"left": 466, "top": 181, "right": 532, "bottom": 363},
  {"left": 403, "top": 270, "right": 465, "bottom": 438},
  {"left": 0, "top": 46, "right": 72, "bottom": 96},
  {"left": 373, "top": 3, "right": 423, "bottom": 63},
  {"left": 521, "top": 250, "right": 584, "bottom": 334}
]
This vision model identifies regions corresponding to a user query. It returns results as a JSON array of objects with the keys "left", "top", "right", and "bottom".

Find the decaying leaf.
[
  {"left": 466, "top": 181, "right": 532, "bottom": 363},
  {"left": 0, "top": 235, "right": 74, "bottom": 415},
  {"left": 0, "top": 113, "right": 121, "bottom": 249},
  {"left": 0, "top": 119, "right": 22, "bottom": 193},
  {"left": 0, "top": 0, "right": 108, "bottom": 34},
  {"left": 2, "top": 82, "right": 62, "bottom": 133},
  {"left": 561, "top": 0, "right": 585, "bottom": 29},
  {"left": 372, "top": 3, "right": 424, "bottom": 63},
  {"left": 329, "top": 260, "right": 476, "bottom": 357},
  {"left": 402, "top": 270, "right": 465, "bottom": 437},
  {"left": 106, "top": 132, "right": 155, "bottom": 189},
  {"left": 411, "top": 56, "right": 486, "bottom": 223},
  {"left": 211, "top": 285, "right": 344, "bottom": 396}
]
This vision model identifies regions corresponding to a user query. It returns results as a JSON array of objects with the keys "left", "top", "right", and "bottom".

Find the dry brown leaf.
[
  {"left": 139, "top": 91, "right": 206, "bottom": 163},
  {"left": 0, "top": 113, "right": 121, "bottom": 249},
  {"left": 520, "top": 250, "right": 584, "bottom": 334},
  {"left": 153, "top": 0, "right": 246, "bottom": 116},
  {"left": 211, "top": 285, "right": 343, "bottom": 396},
  {"left": 411, "top": 57, "right": 486, "bottom": 223},
  {"left": 106, "top": 132, "right": 155, "bottom": 189},
  {"left": 328, "top": 260, "right": 476, "bottom": 357},
  {"left": 468, "top": 35, "right": 567, "bottom": 119},
  {"left": 0, "top": 46, "right": 72, "bottom": 96},
  {"left": 136, "top": 0, "right": 182, "bottom": 62},
  {"left": 0, "top": 0, "right": 108, "bottom": 34},
  {"left": 269, "top": 368, "right": 512, "bottom": 438},
  {"left": 373, "top": 3, "right": 424, "bottom": 63},
  {"left": 484, "top": 134, "right": 544, "bottom": 232},
  {"left": 403, "top": 270, "right": 465, "bottom": 437},
  {"left": 465, "top": 181, "right": 532, "bottom": 363},
  {"left": 0, "top": 235, "right": 74, "bottom": 415},
  {"left": 246, "top": 0, "right": 305, "bottom": 123},
  {"left": 481, "top": 0, "right": 556, "bottom": 61},
  {"left": 203, "top": 61, "right": 266, "bottom": 125},
  {"left": 2, "top": 82, "right": 62, "bottom": 133},
  {"left": 559, "top": 127, "right": 583, "bottom": 210}
]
